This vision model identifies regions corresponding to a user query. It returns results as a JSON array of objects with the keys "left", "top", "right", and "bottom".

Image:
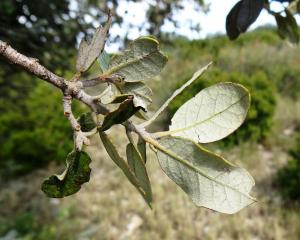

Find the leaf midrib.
[
  {"left": 154, "top": 138, "right": 255, "bottom": 201},
  {"left": 164, "top": 92, "right": 248, "bottom": 137},
  {"left": 104, "top": 49, "right": 160, "bottom": 76}
]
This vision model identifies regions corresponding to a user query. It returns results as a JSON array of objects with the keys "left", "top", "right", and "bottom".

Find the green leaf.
[
  {"left": 99, "top": 132, "right": 151, "bottom": 207},
  {"left": 167, "top": 82, "right": 250, "bottom": 143},
  {"left": 98, "top": 50, "right": 110, "bottom": 72},
  {"left": 137, "top": 136, "right": 147, "bottom": 164},
  {"left": 104, "top": 37, "right": 168, "bottom": 82},
  {"left": 100, "top": 98, "right": 142, "bottom": 131},
  {"left": 117, "top": 81, "right": 153, "bottom": 110},
  {"left": 126, "top": 143, "right": 152, "bottom": 205},
  {"left": 42, "top": 150, "right": 91, "bottom": 198},
  {"left": 275, "top": 10, "right": 299, "bottom": 44},
  {"left": 76, "top": 16, "right": 112, "bottom": 73},
  {"left": 78, "top": 112, "right": 96, "bottom": 132},
  {"left": 155, "top": 136, "right": 255, "bottom": 214}
]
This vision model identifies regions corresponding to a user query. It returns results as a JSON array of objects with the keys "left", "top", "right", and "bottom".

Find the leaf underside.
[
  {"left": 105, "top": 37, "right": 168, "bottom": 82},
  {"left": 100, "top": 132, "right": 151, "bottom": 207},
  {"left": 126, "top": 143, "right": 152, "bottom": 205},
  {"left": 155, "top": 136, "right": 255, "bottom": 214},
  {"left": 169, "top": 82, "right": 250, "bottom": 143}
]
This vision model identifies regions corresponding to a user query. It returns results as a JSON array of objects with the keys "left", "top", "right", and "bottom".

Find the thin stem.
[{"left": 140, "top": 62, "right": 212, "bottom": 128}]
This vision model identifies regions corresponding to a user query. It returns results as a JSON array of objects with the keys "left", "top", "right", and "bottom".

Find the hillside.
[{"left": 1, "top": 27, "right": 300, "bottom": 239}]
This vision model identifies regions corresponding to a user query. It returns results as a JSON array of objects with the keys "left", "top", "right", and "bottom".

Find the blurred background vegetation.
[{"left": 1, "top": 0, "right": 300, "bottom": 239}]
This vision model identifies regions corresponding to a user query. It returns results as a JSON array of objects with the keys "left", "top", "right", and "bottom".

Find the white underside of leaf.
[
  {"left": 169, "top": 82, "right": 250, "bottom": 143},
  {"left": 156, "top": 137, "right": 255, "bottom": 214}
]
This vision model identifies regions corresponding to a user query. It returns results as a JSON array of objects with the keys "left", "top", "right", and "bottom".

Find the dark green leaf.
[
  {"left": 100, "top": 98, "right": 142, "bottom": 131},
  {"left": 126, "top": 143, "right": 152, "bottom": 205},
  {"left": 42, "top": 150, "right": 91, "bottom": 198},
  {"left": 275, "top": 10, "right": 299, "bottom": 44},
  {"left": 78, "top": 112, "right": 96, "bottom": 132},
  {"left": 226, "top": 0, "right": 263, "bottom": 40}
]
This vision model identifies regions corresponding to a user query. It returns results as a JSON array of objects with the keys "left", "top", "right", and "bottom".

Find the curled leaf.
[
  {"left": 117, "top": 81, "right": 153, "bottom": 110},
  {"left": 42, "top": 150, "right": 91, "bottom": 198},
  {"left": 100, "top": 98, "right": 142, "bottom": 131}
]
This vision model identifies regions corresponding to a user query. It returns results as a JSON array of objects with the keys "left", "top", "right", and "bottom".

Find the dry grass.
[{"left": 1, "top": 100, "right": 300, "bottom": 240}]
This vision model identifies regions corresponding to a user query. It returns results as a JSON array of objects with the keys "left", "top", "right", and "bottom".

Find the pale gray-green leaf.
[
  {"left": 105, "top": 37, "right": 168, "bottom": 82},
  {"left": 169, "top": 82, "right": 250, "bottom": 143},
  {"left": 126, "top": 143, "right": 152, "bottom": 205},
  {"left": 137, "top": 136, "right": 147, "bottom": 163},
  {"left": 98, "top": 50, "right": 110, "bottom": 72},
  {"left": 117, "top": 81, "right": 153, "bottom": 109},
  {"left": 155, "top": 136, "right": 255, "bottom": 214},
  {"left": 99, "top": 132, "right": 151, "bottom": 207},
  {"left": 76, "top": 16, "right": 111, "bottom": 73}
]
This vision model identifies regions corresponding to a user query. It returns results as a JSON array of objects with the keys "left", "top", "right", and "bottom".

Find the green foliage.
[
  {"left": 42, "top": 150, "right": 92, "bottom": 198},
  {"left": 0, "top": 81, "right": 84, "bottom": 178},
  {"left": 1, "top": 27, "right": 254, "bottom": 214},
  {"left": 277, "top": 134, "right": 300, "bottom": 201},
  {"left": 168, "top": 69, "right": 276, "bottom": 146}
]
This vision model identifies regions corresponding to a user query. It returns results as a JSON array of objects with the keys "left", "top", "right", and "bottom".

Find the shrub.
[
  {"left": 168, "top": 69, "right": 277, "bottom": 146},
  {"left": 277, "top": 134, "right": 300, "bottom": 201},
  {"left": 0, "top": 81, "right": 85, "bottom": 178}
]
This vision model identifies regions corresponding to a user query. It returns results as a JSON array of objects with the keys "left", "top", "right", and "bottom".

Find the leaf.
[
  {"left": 98, "top": 50, "right": 110, "bottom": 72},
  {"left": 126, "top": 143, "right": 152, "bottom": 205},
  {"left": 141, "top": 63, "right": 212, "bottom": 127},
  {"left": 104, "top": 37, "right": 168, "bottom": 82},
  {"left": 99, "top": 132, "right": 151, "bottom": 207},
  {"left": 155, "top": 136, "right": 256, "bottom": 214},
  {"left": 167, "top": 82, "right": 250, "bottom": 143},
  {"left": 226, "top": 0, "right": 264, "bottom": 40},
  {"left": 100, "top": 98, "right": 142, "bottom": 131},
  {"left": 76, "top": 16, "right": 112, "bottom": 73},
  {"left": 78, "top": 112, "right": 96, "bottom": 132},
  {"left": 275, "top": 10, "right": 299, "bottom": 44},
  {"left": 137, "top": 136, "right": 147, "bottom": 163},
  {"left": 117, "top": 81, "right": 153, "bottom": 110},
  {"left": 42, "top": 150, "right": 91, "bottom": 198}
]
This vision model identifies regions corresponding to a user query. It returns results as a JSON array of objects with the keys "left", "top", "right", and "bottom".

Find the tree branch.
[
  {"left": 0, "top": 40, "right": 67, "bottom": 90},
  {"left": 0, "top": 40, "right": 110, "bottom": 115}
]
